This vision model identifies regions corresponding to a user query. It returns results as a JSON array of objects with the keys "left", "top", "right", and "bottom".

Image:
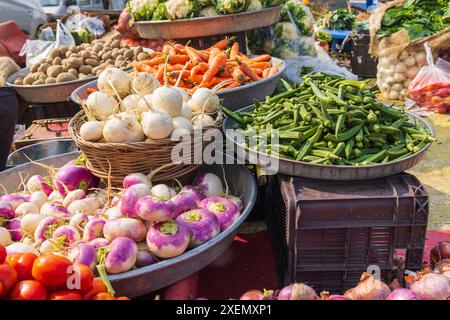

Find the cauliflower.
[
  {"left": 165, "top": 0, "right": 195, "bottom": 19},
  {"left": 127, "top": 0, "right": 160, "bottom": 21},
  {"left": 199, "top": 5, "right": 219, "bottom": 17},
  {"left": 248, "top": 0, "right": 262, "bottom": 10},
  {"left": 275, "top": 22, "right": 299, "bottom": 41},
  {"left": 196, "top": 0, "right": 212, "bottom": 9},
  {"left": 216, "top": 0, "right": 250, "bottom": 14}
]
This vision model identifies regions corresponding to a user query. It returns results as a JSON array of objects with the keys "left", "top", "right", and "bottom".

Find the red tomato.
[
  {"left": 32, "top": 254, "right": 72, "bottom": 289},
  {"left": 83, "top": 278, "right": 108, "bottom": 300},
  {"left": 444, "top": 96, "right": 450, "bottom": 107},
  {"left": 92, "top": 292, "right": 115, "bottom": 300},
  {"left": 435, "top": 105, "right": 447, "bottom": 114},
  {"left": 115, "top": 296, "right": 130, "bottom": 300},
  {"left": 49, "top": 290, "right": 83, "bottom": 300},
  {"left": 0, "top": 264, "right": 18, "bottom": 298},
  {"left": 0, "top": 244, "right": 6, "bottom": 264},
  {"left": 7, "top": 253, "right": 38, "bottom": 281},
  {"left": 431, "top": 96, "right": 442, "bottom": 106},
  {"left": 64, "top": 264, "right": 94, "bottom": 294},
  {"left": 10, "top": 280, "right": 48, "bottom": 300}
]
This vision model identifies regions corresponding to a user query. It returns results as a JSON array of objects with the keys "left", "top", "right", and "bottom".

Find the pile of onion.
[
  {"left": 343, "top": 273, "right": 391, "bottom": 300},
  {"left": 410, "top": 270, "right": 450, "bottom": 300}
]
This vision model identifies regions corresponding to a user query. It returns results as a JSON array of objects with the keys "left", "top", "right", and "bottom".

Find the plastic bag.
[
  {"left": 247, "top": 1, "right": 316, "bottom": 58},
  {"left": 39, "top": 27, "right": 56, "bottom": 41},
  {"left": 20, "top": 21, "right": 75, "bottom": 67},
  {"left": 409, "top": 43, "right": 450, "bottom": 113}
]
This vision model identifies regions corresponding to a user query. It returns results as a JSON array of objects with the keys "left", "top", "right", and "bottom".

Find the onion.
[
  {"left": 387, "top": 288, "right": 420, "bottom": 300},
  {"left": 240, "top": 289, "right": 274, "bottom": 300},
  {"left": 277, "top": 283, "right": 317, "bottom": 300},
  {"left": 344, "top": 273, "right": 391, "bottom": 300},
  {"left": 320, "top": 291, "right": 350, "bottom": 300},
  {"left": 410, "top": 271, "right": 450, "bottom": 300}
]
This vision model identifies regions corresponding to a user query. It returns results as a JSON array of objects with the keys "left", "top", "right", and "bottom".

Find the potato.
[
  {"left": 30, "top": 63, "right": 40, "bottom": 73},
  {"left": 59, "top": 45, "right": 69, "bottom": 56},
  {"left": 102, "top": 52, "right": 112, "bottom": 61},
  {"left": 124, "top": 49, "right": 134, "bottom": 60},
  {"left": 53, "top": 56, "right": 62, "bottom": 65},
  {"left": 115, "top": 60, "right": 125, "bottom": 67},
  {"left": 23, "top": 75, "right": 35, "bottom": 85},
  {"left": 105, "top": 59, "right": 114, "bottom": 65},
  {"left": 79, "top": 65, "right": 93, "bottom": 75},
  {"left": 35, "top": 72, "right": 46, "bottom": 80},
  {"left": 95, "top": 68, "right": 104, "bottom": 76},
  {"left": 81, "top": 51, "right": 91, "bottom": 59},
  {"left": 93, "top": 43, "right": 103, "bottom": 53},
  {"left": 78, "top": 73, "right": 90, "bottom": 80},
  {"left": 49, "top": 48, "right": 61, "bottom": 59},
  {"left": 65, "top": 51, "right": 73, "bottom": 58},
  {"left": 47, "top": 65, "right": 64, "bottom": 78},
  {"left": 69, "top": 45, "right": 78, "bottom": 53},
  {"left": 56, "top": 72, "right": 77, "bottom": 83},
  {"left": 14, "top": 78, "right": 23, "bottom": 85},
  {"left": 45, "top": 77, "right": 57, "bottom": 84},
  {"left": 46, "top": 57, "right": 54, "bottom": 64},
  {"left": 137, "top": 52, "right": 150, "bottom": 61},
  {"left": 33, "top": 79, "right": 45, "bottom": 85},
  {"left": 69, "top": 53, "right": 79, "bottom": 58},
  {"left": 98, "top": 50, "right": 105, "bottom": 58},
  {"left": 38, "top": 63, "right": 51, "bottom": 74},
  {"left": 64, "top": 57, "right": 83, "bottom": 69},
  {"left": 111, "top": 40, "right": 121, "bottom": 49},
  {"left": 84, "top": 58, "right": 99, "bottom": 67},
  {"left": 116, "top": 55, "right": 124, "bottom": 61},
  {"left": 68, "top": 68, "right": 79, "bottom": 78},
  {"left": 133, "top": 47, "right": 143, "bottom": 56}
]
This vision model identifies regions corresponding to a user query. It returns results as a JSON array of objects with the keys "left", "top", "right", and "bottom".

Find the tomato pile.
[
  {"left": 0, "top": 244, "right": 129, "bottom": 300},
  {"left": 410, "top": 82, "right": 450, "bottom": 114}
]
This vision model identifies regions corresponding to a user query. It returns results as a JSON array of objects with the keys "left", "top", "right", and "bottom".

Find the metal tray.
[
  {"left": 6, "top": 68, "right": 98, "bottom": 104},
  {"left": 71, "top": 57, "right": 285, "bottom": 110},
  {"left": 223, "top": 106, "right": 435, "bottom": 181},
  {"left": 134, "top": 6, "right": 282, "bottom": 39},
  {"left": 0, "top": 152, "right": 257, "bottom": 297}
]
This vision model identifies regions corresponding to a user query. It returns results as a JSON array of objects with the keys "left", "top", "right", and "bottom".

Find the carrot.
[
  {"left": 188, "top": 74, "right": 204, "bottom": 84},
  {"left": 250, "top": 54, "right": 271, "bottom": 63},
  {"left": 142, "top": 56, "right": 165, "bottom": 66},
  {"left": 267, "top": 66, "right": 280, "bottom": 77},
  {"left": 220, "top": 81, "right": 241, "bottom": 90},
  {"left": 174, "top": 43, "right": 186, "bottom": 54},
  {"left": 150, "top": 51, "right": 163, "bottom": 58},
  {"left": 162, "top": 44, "right": 172, "bottom": 54},
  {"left": 199, "top": 77, "right": 222, "bottom": 88},
  {"left": 156, "top": 65, "right": 165, "bottom": 81},
  {"left": 208, "top": 48, "right": 221, "bottom": 64},
  {"left": 169, "top": 70, "right": 190, "bottom": 79},
  {"left": 232, "top": 68, "right": 246, "bottom": 84},
  {"left": 218, "top": 65, "right": 231, "bottom": 78},
  {"left": 229, "top": 42, "right": 240, "bottom": 60},
  {"left": 191, "top": 63, "right": 208, "bottom": 76},
  {"left": 247, "top": 62, "right": 271, "bottom": 70},
  {"left": 209, "top": 38, "right": 229, "bottom": 51},
  {"left": 238, "top": 53, "right": 250, "bottom": 61},
  {"left": 166, "top": 64, "right": 187, "bottom": 71},
  {"left": 86, "top": 88, "right": 96, "bottom": 95},
  {"left": 169, "top": 55, "right": 190, "bottom": 64},
  {"left": 252, "top": 68, "right": 263, "bottom": 76},
  {"left": 197, "top": 50, "right": 210, "bottom": 62},
  {"left": 239, "top": 62, "right": 261, "bottom": 81},
  {"left": 262, "top": 68, "right": 270, "bottom": 78},
  {"left": 185, "top": 46, "right": 203, "bottom": 65},
  {"left": 203, "top": 52, "right": 227, "bottom": 83}
]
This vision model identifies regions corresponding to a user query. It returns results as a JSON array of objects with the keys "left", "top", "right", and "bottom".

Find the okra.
[
  {"left": 296, "top": 125, "right": 324, "bottom": 161},
  {"left": 345, "top": 139, "right": 355, "bottom": 159},
  {"left": 365, "top": 150, "right": 388, "bottom": 163},
  {"left": 335, "top": 114, "right": 346, "bottom": 137},
  {"left": 333, "top": 142, "right": 345, "bottom": 156}
]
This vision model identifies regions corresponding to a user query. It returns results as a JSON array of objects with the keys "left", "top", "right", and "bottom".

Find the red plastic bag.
[
  {"left": 0, "top": 21, "right": 29, "bottom": 65},
  {"left": 409, "top": 43, "right": 450, "bottom": 114}
]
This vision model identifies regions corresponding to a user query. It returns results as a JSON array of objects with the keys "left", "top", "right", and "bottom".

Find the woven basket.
[{"left": 69, "top": 111, "right": 223, "bottom": 185}]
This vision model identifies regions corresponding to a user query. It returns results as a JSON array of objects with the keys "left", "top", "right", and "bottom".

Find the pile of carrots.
[{"left": 133, "top": 38, "right": 280, "bottom": 93}]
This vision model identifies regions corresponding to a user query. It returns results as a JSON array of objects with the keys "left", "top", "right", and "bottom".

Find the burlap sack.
[{"left": 0, "top": 57, "right": 20, "bottom": 87}]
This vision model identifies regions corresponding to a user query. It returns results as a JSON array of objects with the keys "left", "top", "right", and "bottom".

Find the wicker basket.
[{"left": 69, "top": 111, "right": 223, "bottom": 185}]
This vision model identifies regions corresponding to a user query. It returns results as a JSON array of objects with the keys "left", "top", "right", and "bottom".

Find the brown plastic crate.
[{"left": 265, "top": 173, "right": 429, "bottom": 293}]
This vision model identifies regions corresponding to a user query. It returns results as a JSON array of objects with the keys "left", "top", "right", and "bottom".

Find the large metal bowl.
[
  {"left": 6, "top": 68, "right": 99, "bottom": 104},
  {"left": 223, "top": 106, "right": 435, "bottom": 181},
  {"left": 71, "top": 57, "right": 286, "bottom": 110},
  {"left": 0, "top": 152, "right": 257, "bottom": 297},
  {"left": 135, "top": 6, "right": 282, "bottom": 39}
]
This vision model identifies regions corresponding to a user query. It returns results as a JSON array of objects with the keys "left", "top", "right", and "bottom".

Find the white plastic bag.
[{"left": 55, "top": 20, "right": 76, "bottom": 48}]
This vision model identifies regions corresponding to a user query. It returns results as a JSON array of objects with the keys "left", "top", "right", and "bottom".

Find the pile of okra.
[{"left": 222, "top": 72, "right": 435, "bottom": 166}]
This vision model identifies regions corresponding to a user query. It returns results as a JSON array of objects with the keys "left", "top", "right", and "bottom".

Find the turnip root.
[
  {"left": 89, "top": 237, "right": 110, "bottom": 249},
  {"left": 6, "top": 242, "right": 39, "bottom": 255},
  {"left": 29, "top": 191, "right": 47, "bottom": 210},
  {"left": 138, "top": 95, "right": 153, "bottom": 113},
  {"left": 123, "top": 173, "right": 150, "bottom": 189},
  {"left": 97, "top": 67, "right": 131, "bottom": 98},
  {"left": 119, "top": 183, "right": 151, "bottom": 218},
  {"left": 67, "top": 198, "right": 99, "bottom": 215},
  {"left": 53, "top": 225, "right": 81, "bottom": 245},
  {"left": 151, "top": 184, "right": 176, "bottom": 201},
  {"left": 1, "top": 195, "right": 28, "bottom": 210},
  {"left": 105, "top": 207, "right": 122, "bottom": 219},
  {"left": 146, "top": 220, "right": 189, "bottom": 259},
  {"left": 103, "top": 112, "right": 144, "bottom": 143},
  {"left": 227, "top": 196, "right": 244, "bottom": 211},
  {"left": 136, "top": 249, "right": 157, "bottom": 268},
  {"left": 21, "top": 213, "right": 46, "bottom": 234},
  {"left": 40, "top": 202, "right": 69, "bottom": 217},
  {"left": 172, "top": 116, "right": 193, "bottom": 133},
  {"left": 172, "top": 193, "right": 198, "bottom": 216},
  {"left": 86, "top": 91, "right": 119, "bottom": 120},
  {"left": 39, "top": 239, "right": 60, "bottom": 254},
  {"left": 34, "top": 216, "right": 59, "bottom": 242},
  {"left": 135, "top": 196, "right": 177, "bottom": 222},
  {"left": 7, "top": 219, "right": 22, "bottom": 241},
  {"left": 104, "top": 237, "right": 138, "bottom": 274},
  {"left": 176, "top": 209, "right": 220, "bottom": 248},
  {"left": 48, "top": 191, "right": 64, "bottom": 202},
  {"left": 82, "top": 219, "right": 106, "bottom": 241},
  {"left": 188, "top": 88, "right": 220, "bottom": 113},
  {"left": 103, "top": 218, "right": 147, "bottom": 242},
  {"left": 198, "top": 197, "right": 240, "bottom": 231},
  {"left": 63, "top": 189, "right": 86, "bottom": 208},
  {"left": 194, "top": 173, "right": 224, "bottom": 197},
  {"left": 0, "top": 200, "right": 15, "bottom": 226},
  {"left": 141, "top": 110, "right": 174, "bottom": 140},
  {"left": 131, "top": 73, "right": 160, "bottom": 96},
  {"left": 179, "top": 185, "right": 205, "bottom": 203},
  {"left": 80, "top": 121, "right": 105, "bottom": 142},
  {"left": 26, "top": 175, "right": 53, "bottom": 196},
  {"left": 55, "top": 162, "right": 99, "bottom": 196},
  {"left": 69, "top": 213, "right": 89, "bottom": 231},
  {"left": 0, "top": 227, "right": 12, "bottom": 246},
  {"left": 192, "top": 114, "right": 215, "bottom": 128},
  {"left": 121, "top": 94, "right": 140, "bottom": 112},
  {"left": 181, "top": 102, "right": 192, "bottom": 120},
  {"left": 68, "top": 243, "right": 97, "bottom": 270},
  {"left": 152, "top": 86, "right": 183, "bottom": 117}
]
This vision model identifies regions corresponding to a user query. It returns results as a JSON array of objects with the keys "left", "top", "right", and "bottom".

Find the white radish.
[
  {"left": 97, "top": 67, "right": 131, "bottom": 98},
  {"left": 103, "top": 112, "right": 145, "bottom": 143},
  {"left": 192, "top": 114, "right": 215, "bottom": 128},
  {"left": 141, "top": 110, "right": 174, "bottom": 140},
  {"left": 152, "top": 86, "right": 183, "bottom": 117},
  {"left": 21, "top": 213, "right": 46, "bottom": 233},
  {"left": 393, "top": 73, "right": 406, "bottom": 82},
  {"left": 80, "top": 121, "right": 105, "bottom": 142},
  {"left": 15, "top": 202, "right": 39, "bottom": 216},
  {"left": 86, "top": 92, "right": 119, "bottom": 120},
  {"left": 188, "top": 88, "right": 220, "bottom": 113}
]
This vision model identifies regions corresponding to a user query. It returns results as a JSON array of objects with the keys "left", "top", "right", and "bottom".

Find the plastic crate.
[
  {"left": 350, "top": 30, "right": 378, "bottom": 78},
  {"left": 265, "top": 173, "right": 429, "bottom": 293}
]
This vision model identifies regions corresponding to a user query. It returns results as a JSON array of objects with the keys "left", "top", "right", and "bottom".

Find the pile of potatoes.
[{"left": 15, "top": 38, "right": 151, "bottom": 86}]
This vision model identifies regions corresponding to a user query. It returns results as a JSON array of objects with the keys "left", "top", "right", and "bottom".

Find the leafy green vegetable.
[
  {"left": 324, "top": 8, "right": 355, "bottom": 31},
  {"left": 216, "top": 0, "right": 250, "bottom": 14}
]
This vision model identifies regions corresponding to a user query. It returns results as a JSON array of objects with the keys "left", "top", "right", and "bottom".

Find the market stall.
[{"left": 0, "top": 0, "right": 449, "bottom": 302}]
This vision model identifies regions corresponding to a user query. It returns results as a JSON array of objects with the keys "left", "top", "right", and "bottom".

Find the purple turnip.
[
  {"left": 227, "top": 196, "right": 244, "bottom": 211},
  {"left": 48, "top": 191, "right": 63, "bottom": 202},
  {"left": 119, "top": 183, "right": 151, "bottom": 218},
  {"left": 0, "top": 200, "right": 15, "bottom": 227},
  {"left": 176, "top": 209, "right": 220, "bottom": 248},
  {"left": 194, "top": 173, "right": 224, "bottom": 197},
  {"left": 1, "top": 195, "right": 28, "bottom": 210},
  {"left": 7, "top": 219, "right": 22, "bottom": 241},
  {"left": 69, "top": 213, "right": 89, "bottom": 231},
  {"left": 53, "top": 225, "right": 81, "bottom": 245},
  {"left": 172, "top": 193, "right": 198, "bottom": 216},
  {"left": 15, "top": 202, "right": 39, "bottom": 216},
  {"left": 179, "top": 185, "right": 205, "bottom": 203},
  {"left": 67, "top": 198, "right": 99, "bottom": 215},
  {"left": 34, "top": 216, "right": 59, "bottom": 242},
  {"left": 277, "top": 283, "right": 317, "bottom": 300},
  {"left": 103, "top": 237, "right": 138, "bottom": 274},
  {"left": 103, "top": 218, "right": 146, "bottom": 242},
  {"left": 146, "top": 220, "right": 189, "bottom": 259},
  {"left": 82, "top": 219, "right": 106, "bottom": 241},
  {"left": 123, "top": 173, "right": 150, "bottom": 189},
  {"left": 105, "top": 207, "right": 122, "bottom": 219},
  {"left": 21, "top": 213, "right": 46, "bottom": 234},
  {"left": 26, "top": 175, "right": 53, "bottom": 196},
  {"left": 29, "top": 191, "right": 48, "bottom": 210},
  {"left": 39, "top": 239, "right": 60, "bottom": 254},
  {"left": 135, "top": 196, "right": 176, "bottom": 222},
  {"left": 151, "top": 184, "right": 176, "bottom": 201},
  {"left": 40, "top": 202, "right": 69, "bottom": 217},
  {"left": 55, "top": 162, "right": 99, "bottom": 196},
  {"left": 135, "top": 248, "right": 158, "bottom": 268},
  {"left": 62, "top": 189, "right": 86, "bottom": 208},
  {"left": 198, "top": 197, "right": 240, "bottom": 231},
  {"left": 89, "top": 238, "right": 110, "bottom": 249},
  {"left": 68, "top": 243, "right": 97, "bottom": 270}
]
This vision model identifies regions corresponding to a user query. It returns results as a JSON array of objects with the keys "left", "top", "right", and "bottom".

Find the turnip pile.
[
  {"left": 0, "top": 161, "right": 244, "bottom": 282},
  {"left": 79, "top": 67, "right": 220, "bottom": 143}
]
